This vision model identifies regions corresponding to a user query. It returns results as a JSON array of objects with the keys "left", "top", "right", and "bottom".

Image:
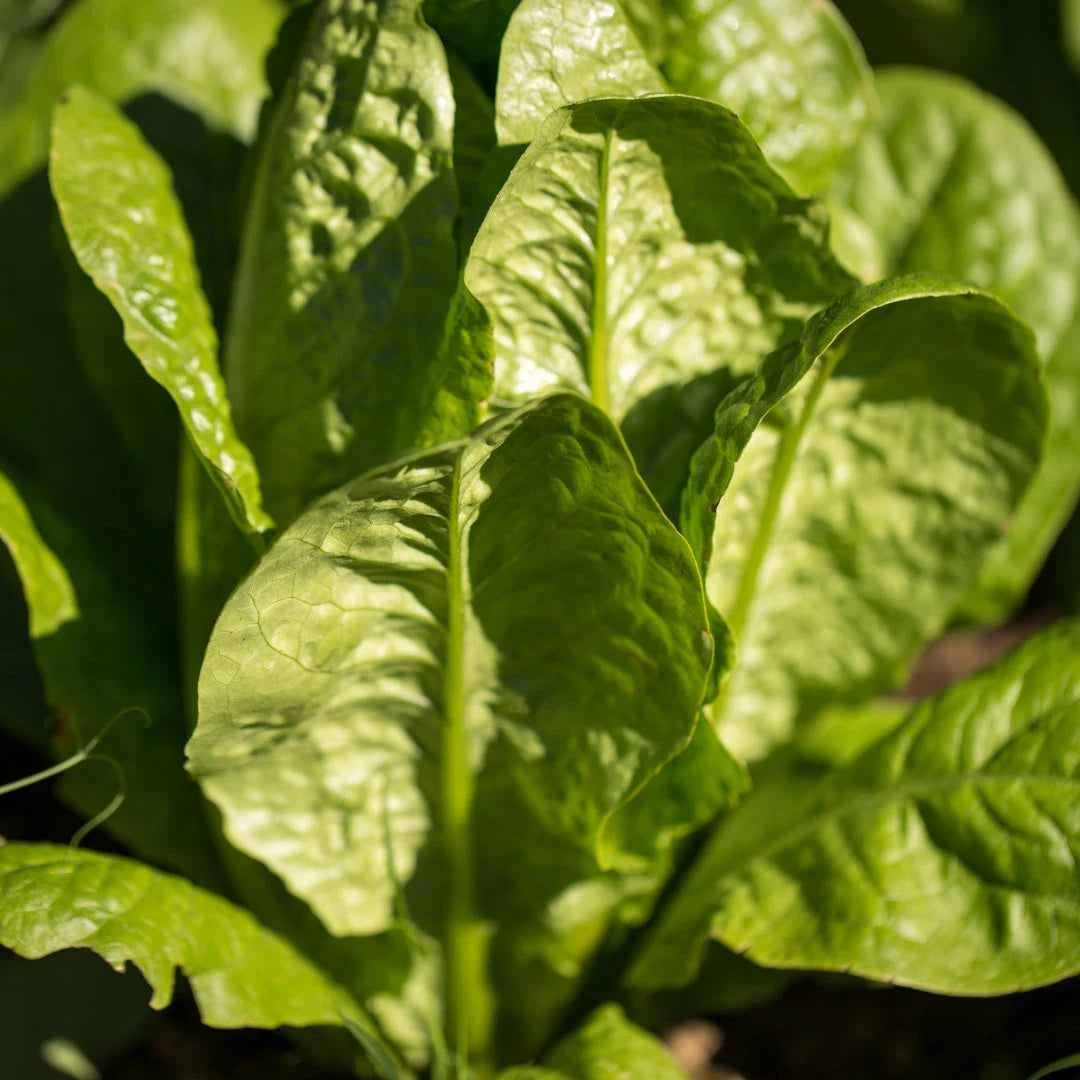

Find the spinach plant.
[{"left": 2, "top": 0, "right": 1080, "bottom": 1076}]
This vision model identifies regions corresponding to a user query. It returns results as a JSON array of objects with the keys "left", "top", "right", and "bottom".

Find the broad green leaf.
[
  {"left": 545, "top": 1004, "right": 687, "bottom": 1080},
  {"left": 0, "top": 467, "right": 224, "bottom": 888},
  {"left": 225, "top": 0, "right": 470, "bottom": 524},
  {"left": 0, "top": 844, "right": 368, "bottom": 1031},
  {"left": 51, "top": 87, "right": 271, "bottom": 537},
  {"left": 631, "top": 617, "right": 1080, "bottom": 995},
  {"left": 463, "top": 95, "right": 854, "bottom": 504},
  {"left": 189, "top": 395, "right": 711, "bottom": 1045},
  {"left": 660, "top": 0, "right": 875, "bottom": 194},
  {"left": 684, "top": 277, "right": 1046, "bottom": 762},
  {"left": 829, "top": 68, "right": 1080, "bottom": 619},
  {"left": 0, "top": 0, "right": 281, "bottom": 197},
  {"left": 495, "top": 0, "right": 666, "bottom": 146}
]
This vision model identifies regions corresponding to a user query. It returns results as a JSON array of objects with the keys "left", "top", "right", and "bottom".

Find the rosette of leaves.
[{"left": 1, "top": 1, "right": 1080, "bottom": 1078}]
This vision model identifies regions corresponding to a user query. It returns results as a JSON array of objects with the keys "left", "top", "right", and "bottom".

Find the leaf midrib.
[
  {"left": 441, "top": 451, "right": 475, "bottom": 1057},
  {"left": 588, "top": 126, "right": 614, "bottom": 413}
]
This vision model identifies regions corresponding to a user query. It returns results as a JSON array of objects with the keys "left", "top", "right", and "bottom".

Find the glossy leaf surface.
[
  {"left": 0, "top": 844, "right": 363, "bottom": 1030},
  {"left": 495, "top": 0, "right": 665, "bottom": 146},
  {"left": 225, "top": 0, "right": 469, "bottom": 524},
  {"left": 660, "top": 0, "right": 874, "bottom": 194},
  {"left": 830, "top": 68, "right": 1080, "bottom": 619},
  {"left": 463, "top": 94, "right": 853, "bottom": 504},
  {"left": 633, "top": 618, "right": 1080, "bottom": 995},
  {"left": 190, "top": 394, "right": 711, "bottom": 943},
  {"left": 684, "top": 277, "right": 1046, "bottom": 761},
  {"left": 51, "top": 87, "right": 271, "bottom": 536}
]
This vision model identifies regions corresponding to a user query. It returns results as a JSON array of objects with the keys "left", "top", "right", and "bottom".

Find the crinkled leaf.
[
  {"left": 0, "top": 467, "right": 224, "bottom": 888},
  {"left": 189, "top": 394, "right": 710, "bottom": 951},
  {"left": 660, "top": 0, "right": 875, "bottom": 194},
  {"left": 226, "top": 0, "right": 472, "bottom": 524},
  {"left": 462, "top": 94, "right": 854, "bottom": 506},
  {"left": 829, "top": 68, "right": 1080, "bottom": 620},
  {"left": 0, "top": 844, "right": 370, "bottom": 1032},
  {"left": 0, "top": 0, "right": 281, "bottom": 197},
  {"left": 632, "top": 617, "right": 1080, "bottom": 995},
  {"left": 495, "top": 0, "right": 665, "bottom": 146},
  {"left": 51, "top": 87, "right": 271, "bottom": 536},
  {"left": 684, "top": 277, "right": 1046, "bottom": 761}
]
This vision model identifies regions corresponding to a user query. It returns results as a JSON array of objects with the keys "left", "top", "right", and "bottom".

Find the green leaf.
[
  {"left": 631, "top": 617, "right": 1080, "bottom": 995},
  {"left": 494, "top": 0, "right": 666, "bottom": 146},
  {"left": 545, "top": 1004, "right": 687, "bottom": 1080},
  {"left": 225, "top": 0, "right": 470, "bottom": 524},
  {"left": 685, "top": 277, "right": 1046, "bottom": 762},
  {"left": 190, "top": 393, "right": 709, "bottom": 926},
  {"left": 50, "top": 87, "right": 271, "bottom": 537},
  {"left": 0, "top": 472, "right": 76, "bottom": 640},
  {"left": 0, "top": 0, "right": 281, "bottom": 643},
  {"left": 462, "top": 94, "right": 854, "bottom": 503},
  {"left": 660, "top": 0, "right": 875, "bottom": 194},
  {"left": 0, "top": 844, "right": 367, "bottom": 1031},
  {"left": 0, "top": 0, "right": 282, "bottom": 197},
  {"left": 0, "top": 466, "right": 224, "bottom": 888},
  {"left": 829, "top": 68, "right": 1080, "bottom": 619},
  {"left": 189, "top": 394, "right": 711, "bottom": 1049}
]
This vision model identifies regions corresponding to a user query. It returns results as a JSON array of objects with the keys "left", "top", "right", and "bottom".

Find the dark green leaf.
[
  {"left": 0, "top": 467, "right": 224, "bottom": 888},
  {"left": 0, "top": 0, "right": 282, "bottom": 197},
  {"left": 225, "top": 0, "right": 470, "bottom": 524}
]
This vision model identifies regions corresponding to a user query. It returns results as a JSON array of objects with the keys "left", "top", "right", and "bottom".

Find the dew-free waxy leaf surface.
[
  {"left": 189, "top": 393, "right": 715, "bottom": 1054},
  {"left": 51, "top": 87, "right": 271, "bottom": 537},
  {"left": 463, "top": 94, "right": 854, "bottom": 510},
  {"left": 632, "top": 617, "right": 1080, "bottom": 995},
  {"left": 0, "top": 844, "right": 366, "bottom": 1031},
  {"left": 225, "top": 0, "right": 471, "bottom": 524},
  {"left": 830, "top": 68, "right": 1080, "bottom": 620}
]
